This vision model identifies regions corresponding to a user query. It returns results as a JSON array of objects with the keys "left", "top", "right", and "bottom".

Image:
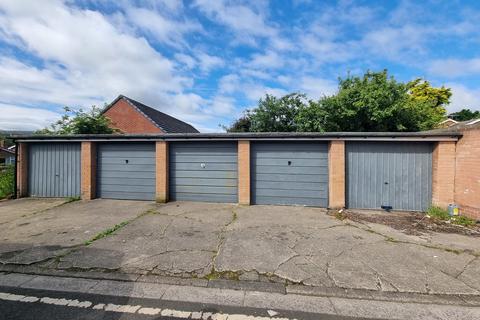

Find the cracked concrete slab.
[
  {"left": 58, "top": 201, "right": 235, "bottom": 278},
  {"left": 2, "top": 200, "right": 480, "bottom": 297},
  {"left": 0, "top": 198, "right": 67, "bottom": 225},
  {"left": 0, "top": 199, "right": 154, "bottom": 266}
]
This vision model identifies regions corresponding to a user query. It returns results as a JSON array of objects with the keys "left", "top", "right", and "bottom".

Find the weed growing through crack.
[
  {"left": 65, "top": 196, "right": 81, "bottom": 203},
  {"left": 84, "top": 220, "right": 130, "bottom": 246},
  {"left": 426, "top": 206, "right": 476, "bottom": 227},
  {"left": 204, "top": 268, "right": 240, "bottom": 281}
]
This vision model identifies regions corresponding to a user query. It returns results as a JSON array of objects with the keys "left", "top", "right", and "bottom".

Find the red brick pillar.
[
  {"left": 81, "top": 142, "right": 96, "bottom": 200},
  {"left": 16, "top": 142, "right": 28, "bottom": 198},
  {"left": 328, "top": 140, "right": 345, "bottom": 209},
  {"left": 238, "top": 140, "right": 251, "bottom": 205},
  {"left": 156, "top": 141, "right": 169, "bottom": 203},
  {"left": 432, "top": 141, "right": 456, "bottom": 209}
]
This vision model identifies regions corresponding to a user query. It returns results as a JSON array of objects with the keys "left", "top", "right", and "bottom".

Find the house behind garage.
[
  {"left": 14, "top": 131, "right": 467, "bottom": 215},
  {"left": 103, "top": 95, "right": 199, "bottom": 134}
]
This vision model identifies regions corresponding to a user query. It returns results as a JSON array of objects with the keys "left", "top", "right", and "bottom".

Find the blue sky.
[{"left": 0, "top": 0, "right": 479, "bottom": 132}]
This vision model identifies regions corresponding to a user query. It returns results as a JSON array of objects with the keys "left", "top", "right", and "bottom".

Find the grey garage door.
[
  {"left": 28, "top": 143, "right": 81, "bottom": 197},
  {"left": 169, "top": 142, "right": 238, "bottom": 203},
  {"left": 346, "top": 142, "right": 433, "bottom": 211},
  {"left": 97, "top": 143, "right": 155, "bottom": 200},
  {"left": 251, "top": 142, "right": 329, "bottom": 207}
]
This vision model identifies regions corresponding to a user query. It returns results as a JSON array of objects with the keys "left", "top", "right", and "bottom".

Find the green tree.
[
  {"left": 448, "top": 108, "right": 480, "bottom": 121},
  {"left": 225, "top": 70, "right": 451, "bottom": 132},
  {"left": 222, "top": 113, "right": 252, "bottom": 132},
  {"left": 37, "top": 106, "right": 117, "bottom": 135},
  {"left": 224, "top": 93, "right": 307, "bottom": 132},
  {"left": 405, "top": 79, "right": 451, "bottom": 130},
  {"left": 249, "top": 93, "right": 306, "bottom": 132}
]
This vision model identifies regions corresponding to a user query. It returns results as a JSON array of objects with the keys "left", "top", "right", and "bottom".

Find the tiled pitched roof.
[
  {"left": 0, "top": 147, "right": 15, "bottom": 155},
  {"left": 105, "top": 95, "right": 199, "bottom": 133}
]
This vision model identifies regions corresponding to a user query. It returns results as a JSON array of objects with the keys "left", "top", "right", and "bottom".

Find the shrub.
[
  {"left": 426, "top": 206, "right": 450, "bottom": 220},
  {"left": 426, "top": 206, "right": 476, "bottom": 227},
  {"left": 0, "top": 165, "right": 15, "bottom": 199}
]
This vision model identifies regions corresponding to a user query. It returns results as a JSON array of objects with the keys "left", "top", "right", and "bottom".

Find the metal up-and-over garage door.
[
  {"left": 169, "top": 142, "right": 238, "bottom": 203},
  {"left": 251, "top": 142, "right": 329, "bottom": 207},
  {"left": 346, "top": 142, "right": 433, "bottom": 211},
  {"left": 28, "top": 143, "right": 81, "bottom": 197},
  {"left": 97, "top": 143, "right": 156, "bottom": 200}
]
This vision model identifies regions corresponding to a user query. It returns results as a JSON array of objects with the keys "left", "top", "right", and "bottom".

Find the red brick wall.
[
  {"left": 328, "top": 140, "right": 345, "bottom": 209},
  {"left": 432, "top": 141, "right": 456, "bottom": 209},
  {"left": 238, "top": 140, "right": 251, "bottom": 205},
  {"left": 81, "top": 142, "right": 96, "bottom": 200},
  {"left": 104, "top": 99, "right": 163, "bottom": 134},
  {"left": 454, "top": 128, "right": 480, "bottom": 220}
]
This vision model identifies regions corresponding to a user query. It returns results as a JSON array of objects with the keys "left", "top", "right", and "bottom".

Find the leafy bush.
[{"left": 0, "top": 165, "right": 15, "bottom": 199}]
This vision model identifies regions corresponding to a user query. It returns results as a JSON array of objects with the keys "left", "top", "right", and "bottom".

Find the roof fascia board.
[{"left": 15, "top": 136, "right": 459, "bottom": 142}]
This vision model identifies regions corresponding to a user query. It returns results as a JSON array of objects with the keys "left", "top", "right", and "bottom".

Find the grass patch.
[
  {"left": 0, "top": 165, "right": 14, "bottom": 199},
  {"left": 204, "top": 269, "right": 240, "bottom": 281},
  {"left": 334, "top": 210, "right": 347, "bottom": 220},
  {"left": 143, "top": 209, "right": 159, "bottom": 215},
  {"left": 65, "top": 196, "right": 81, "bottom": 203},
  {"left": 427, "top": 206, "right": 450, "bottom": 220},
  {"left": 426, "top": 206, "right": 476, "bottom": 227},
  {"left": 84, "top": 220, "right": 130, "bottom": 246},
  {"left": 450, "top": 215, "right": 476, "bottom": 227}
]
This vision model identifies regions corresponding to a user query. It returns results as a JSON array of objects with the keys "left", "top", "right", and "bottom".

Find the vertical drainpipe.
[{"left": 14, "top": 140, "right": 18, "bottom": 199}]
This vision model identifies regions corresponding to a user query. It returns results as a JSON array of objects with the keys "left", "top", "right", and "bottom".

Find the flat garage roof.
[{"left": 13, "top": 131, "right": 461, "bottom": 142}]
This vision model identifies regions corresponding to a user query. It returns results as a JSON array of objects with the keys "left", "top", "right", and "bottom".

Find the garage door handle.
[{"left": 384, "top": 182, "right": 389, "bottom": 185}]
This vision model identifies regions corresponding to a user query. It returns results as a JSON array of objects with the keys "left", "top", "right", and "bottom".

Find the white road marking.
[
  {"left": 161, "top": 309, "right": 191, "bottom": 318},
  {"left": 21, "top": 296, "right": 40, "bottom": 303},
  {"left": 0, "top": 291, "right": 292, "bottom": 319},
  {"left": 267, "top": 310, "right": 279, "bottom": 317},
  {"left": 41, "top": 297, "right": 71, "bottom": 306},
  {"left": 104, "top": 303, "right": 141, "bottom": 313},
  {"left": 67, "top": 299, "right": 92, "bottom": 308},
  {"left": 138, "top": 307, "right": 161, "bottom": 315},
  {"left": 92, "top": 303, "right": 105, "bottom": 310}
]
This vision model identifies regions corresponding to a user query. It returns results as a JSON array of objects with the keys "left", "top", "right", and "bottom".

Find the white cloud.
[
  {"left": 196, "top": 52, "right": 225, "bottom": 72},
  {"left": 249, "top": 50, "right": 282, "bottom": 69},
  {"left": 299, "top": 76, "right": 337, "bottom": 98},
  {"left": 174, "top": 53, "right": 197, "bottom": 69},
  {"left": 244, "top": 85, "right": 288, "bottom": 101},
  {"left": 0, "top": 0, "right": 225, "bottom": 131},
  {"left": 361, "top": 24, "right": 430, "bottom": 59},
  {"left": 447, "top": 83, "right": 480, "bottom": 113},
  {"left": 218, "top": 74, "right": 240, "bottom": 93},
  {"left": 300, "top": 33, "right": 356, "bottom": 64},
  {"left": 0, "top": 103, "right": 61, "bottom": 131},
  {"left": 207, "top": 96, "right": 236, "bottom": 115},
  {"left": 193, "top": 0, "right": 277, "bottom": 45},
  {"left": 428, "top": 58, "right": 480, "bottom": 78},
  {"left": 125, "top": 6, "right": 202, "bottom": 48}
]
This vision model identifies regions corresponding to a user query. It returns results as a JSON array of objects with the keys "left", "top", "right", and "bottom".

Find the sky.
[{"left": 0, "top": 0, "right": 479, "bottom": 132}]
